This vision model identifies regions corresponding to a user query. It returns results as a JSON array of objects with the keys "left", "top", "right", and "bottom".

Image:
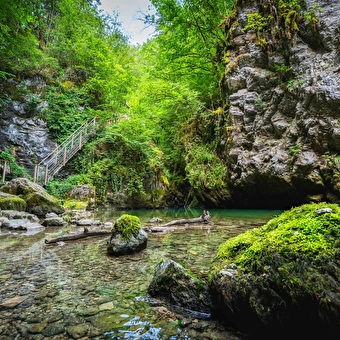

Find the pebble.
[
  {"left": 1, "top": 295, "right": 29, "bottom": 307},
  {"left": 28, "top": 320, "right": 49, "bottom": 333},
  {"left": 42, "top": 323, "right": 65, "bottom": 337},
  {"left": 99, "top": 301, "right": 114, "bottom": 311},
  {"left": 66, "top": 324, "right": 89, "bottom": 339}
]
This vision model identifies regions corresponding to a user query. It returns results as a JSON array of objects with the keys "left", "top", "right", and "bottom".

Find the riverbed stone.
[
  {"left": 1, "top": 218, "right": 44, "bottom": 232},
  {"left": 42, "top": 323, "right": 65, "bottom": 337},
  {"left": 66, "top": 324, "right": 89, "bottom": 339},
  {"left": 148, "top": 259, "right": 213, "bottom": 318},
  {"left": 76, "top": 218, "right": 93, "bottom": 226},
  {"left": 99, "top": 301, "right": 113, "bottom": 311},
  {"left": 76, "top": 306, "right": 99, "bottom": 316},
  {"left": 28, "top": 320, "right": 48, "bottom": 334},
  {"left": 0, "top": 209, "right": 39, "bottom": 221},
  {"left": 1, "top": 295, "right": 29, "bottom": 308}
]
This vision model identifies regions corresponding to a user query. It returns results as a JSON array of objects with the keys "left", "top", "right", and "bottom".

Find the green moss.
[
  {"left": 62, "top": 199, "right": 88, "bottom": 210},
  {"left": 113, "top": 214, "right": 142, "bottom": 240},
  {"left": 211, "top": 202, "right": 340, "bottom": 276},
  {"left": 0, "top": 194, "right": 26, "bottom": 211}
]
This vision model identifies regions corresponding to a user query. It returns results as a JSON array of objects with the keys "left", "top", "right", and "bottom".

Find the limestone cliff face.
[
  {"left": 221, "top": 0, "right": 340, "bottom": 208},
  {"left": 0, "top": 77, "right": 57, "bottom": 174}
]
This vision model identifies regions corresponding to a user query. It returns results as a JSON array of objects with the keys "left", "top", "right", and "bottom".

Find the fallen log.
[
  {"left": 150, "top": 210, "right": 212, "bottom": 229},
  {"left": 144, "top": 226, "right": 176, "bottom": 233},
  {"left": 45, "top": 230, "right": 111, "bottom": 244}
]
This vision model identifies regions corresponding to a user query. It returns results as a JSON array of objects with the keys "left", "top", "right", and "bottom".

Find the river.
[{"left": 0, "top": 208, "right": 280, "bottom": 339}]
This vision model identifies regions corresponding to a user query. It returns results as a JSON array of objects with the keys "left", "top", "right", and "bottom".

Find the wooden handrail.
[
  {"left": 34, "top": 117, "right": 97, "bottom": 185},
  {"left": 0, "top": 160, "right": 7, "bottom": 183}
]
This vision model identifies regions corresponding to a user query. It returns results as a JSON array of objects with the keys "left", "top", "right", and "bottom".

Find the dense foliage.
[{"left": 0, "top": 0, "right": 236, "bottom": 205}]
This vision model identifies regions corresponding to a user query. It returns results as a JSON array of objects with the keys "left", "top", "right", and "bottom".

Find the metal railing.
[{"left": 33, "top": 118, "right": 97, "bottom": 185}]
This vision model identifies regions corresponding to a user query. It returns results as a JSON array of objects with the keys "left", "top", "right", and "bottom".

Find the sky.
[{"left": 98, "top": 0, "right": 156, "bottom": 45}]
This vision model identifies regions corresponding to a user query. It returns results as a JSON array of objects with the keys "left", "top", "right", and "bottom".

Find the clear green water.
[{"left": 0, "top": 209, "right": 280, "bottom": 339}]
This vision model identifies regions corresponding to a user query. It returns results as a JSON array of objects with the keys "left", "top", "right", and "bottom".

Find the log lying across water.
[
  {"left": 146, "top": 210, "right": 212, "bottom": 233},
  {"left": 45, "top": 230, "right": 111, "bottom": 244},
  {"left": 45, "top": 211, "right": 212, "bottom": 241}
]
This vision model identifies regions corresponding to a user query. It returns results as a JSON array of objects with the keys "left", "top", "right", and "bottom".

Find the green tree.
[
  {"left": 146, "top": 0, "right": 233, "bottom": 105},
  {"left": 0, "top": 0, "right": 44, "bottom": 75}
]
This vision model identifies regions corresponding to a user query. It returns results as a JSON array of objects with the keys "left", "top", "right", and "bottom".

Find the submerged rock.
[
  {"left": 148, "top": 259, "right": 212, "bottom": 319},
  {"left": 209, "top": 202, "right": 340, "bottom": 338}
]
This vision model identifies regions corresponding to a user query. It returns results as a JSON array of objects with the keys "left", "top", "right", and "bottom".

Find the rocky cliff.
[
  {"left": 0, "top": 77, "right": 57, "bottom": 175},
  {"left": 220, "top": 0, "right": 340, "bottom": 208}
]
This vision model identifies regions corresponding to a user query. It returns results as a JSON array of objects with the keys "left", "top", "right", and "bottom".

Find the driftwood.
[
  {"left": 147, "top": 210, "right": 212, "bottom": 233},
  {"left": 45, "top": 229, "right": 111, "bottom": 244}
]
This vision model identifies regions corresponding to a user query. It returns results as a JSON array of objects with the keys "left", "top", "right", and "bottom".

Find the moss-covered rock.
[
  {"left": 0, "top": 192, "right": 26, "bottom": 211},
  {"left": 107, "top": 214, "right": 147, "bottom": 256},
  {"left": 0, "top": 178, "right": 64, "bottom": 217},
  {"left": 209, "top": 202, "right": 340, "bottom": 338},
  {"left": 148, "top": 260, "right": 212, "bottom": 318},
  {"left": 112, "top": 214, "right": 142, "bottom": 240}
]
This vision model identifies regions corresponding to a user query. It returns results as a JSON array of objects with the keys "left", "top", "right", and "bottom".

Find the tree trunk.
[
  {"left": 45, "top": 230, "right": 111, "bottom": 244},
  {"left": 146, "top": 210, "right": 212, "bottom": 232}
]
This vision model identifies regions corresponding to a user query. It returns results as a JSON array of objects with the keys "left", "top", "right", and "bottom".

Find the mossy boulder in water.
[
  {"left": 148, "top": 259, "right": 212, "bottom": 319},
  {"left": 0, "top": 192, "right": 26, "bottom": 211},
  {"left": 209, "top": 202, "right": 340, "bottom": 338},
  {"left": 107, "top": 214, "right": 147, "bottom": 256},
  {"left": 0, "top": 178, "right": 64, "bottom": 217}
]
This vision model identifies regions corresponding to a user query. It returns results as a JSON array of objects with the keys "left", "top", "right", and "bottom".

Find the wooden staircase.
[{"left": 33, "top": 118, "right": 97, "bottom": 185}]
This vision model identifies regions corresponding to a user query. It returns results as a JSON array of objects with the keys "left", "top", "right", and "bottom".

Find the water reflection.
[{"left": 0, "top": 209, "right": 280, "bottom": 339}]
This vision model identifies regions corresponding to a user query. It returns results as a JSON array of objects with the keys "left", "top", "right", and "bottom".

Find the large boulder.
[
  {"left": 148, "top": 259, "right": 212, "bottom": 319},
  {"left": 209, "top": 203, "right": 340, "bottom": 338},
  {"left": 0, "top": 178, "right": 64, "bottom": 217},
  {"left": 107, "top": 214, "right": 147, "bottom": 256}
]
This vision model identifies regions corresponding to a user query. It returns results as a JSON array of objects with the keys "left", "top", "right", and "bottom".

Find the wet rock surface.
[
  {"left": 148, "top": 259, "right": 213, "bottom": 318},
  {"left": 0, "top": 210, "right": 44, "bottom": 233},
  {"left": 107, "top": 228, "right": 148, "bottom": 256},
  {"left": 42, "top": 213, "right": 65, "bottom": 227}
]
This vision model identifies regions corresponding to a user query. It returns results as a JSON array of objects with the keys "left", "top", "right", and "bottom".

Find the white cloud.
[{"left": 99, "top": 0, "right": 156, "bottom": 45}]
